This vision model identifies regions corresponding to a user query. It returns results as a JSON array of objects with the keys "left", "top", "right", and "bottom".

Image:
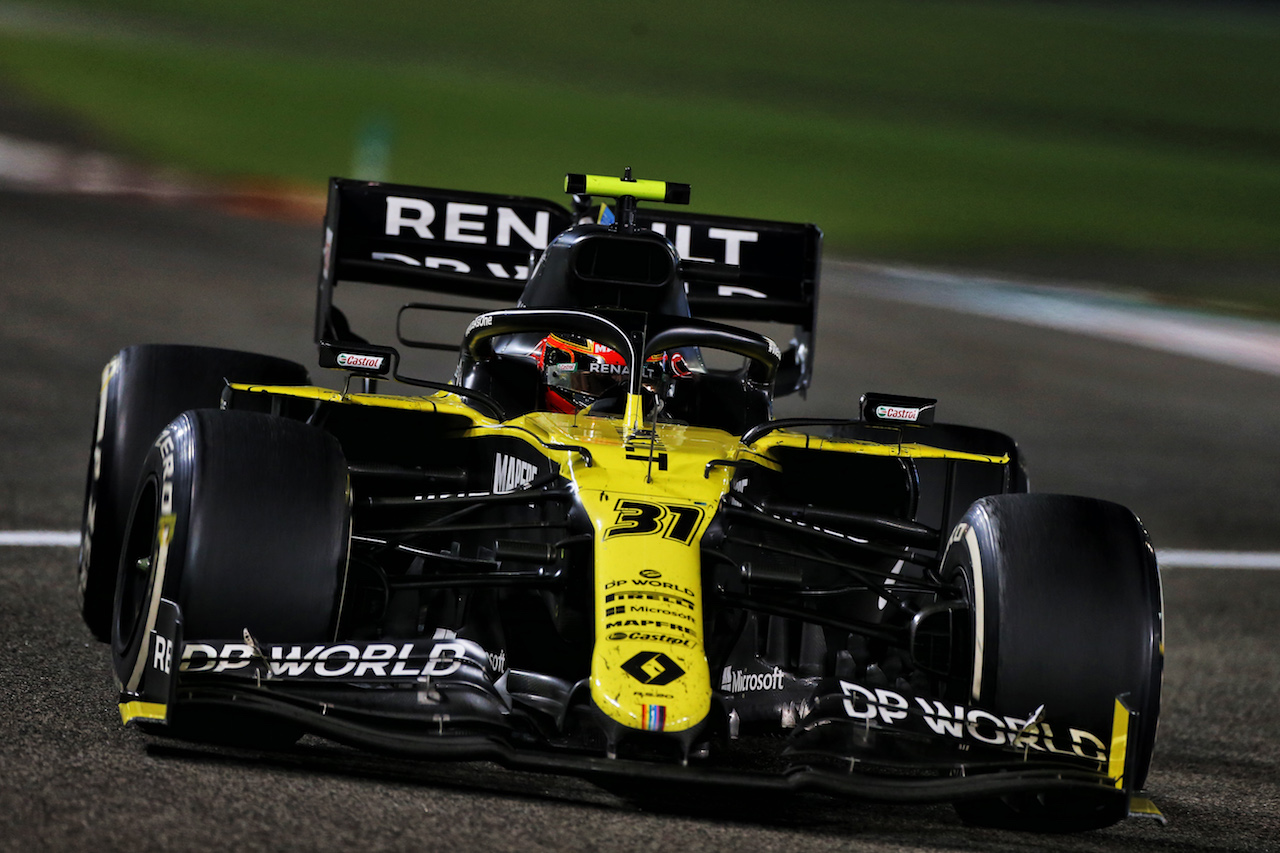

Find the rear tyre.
[
  {"left": 113, "top": 409, "right": 349, "bottom": 746},
  {"left": 78, "top": 345, "right": 309, "bottom": 641},
  {"left": 943, "top": 494, "right": 1163, "bottom": 832}
]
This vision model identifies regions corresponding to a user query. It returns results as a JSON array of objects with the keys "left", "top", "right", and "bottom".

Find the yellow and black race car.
[{"left": 77, "top": 172, "right": 1163, "bottom": 832}]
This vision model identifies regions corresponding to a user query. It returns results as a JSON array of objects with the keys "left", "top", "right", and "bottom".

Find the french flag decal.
[{"left": 642, "top": 704, "right": 666, "bottom": 731}]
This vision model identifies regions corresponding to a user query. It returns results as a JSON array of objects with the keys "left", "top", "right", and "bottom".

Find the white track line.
[
  {"left": 836, "top": 261, "right": 1280, "bottom": 379},
  {"left": 1, "top": 530, "right": 1277, "bottom": 570},
  {"left": 0, "top": 530, "right": 80, "bottom": 547},
  {"left": 1155, "top": 550, "right": 1280, "bottom": 570}
]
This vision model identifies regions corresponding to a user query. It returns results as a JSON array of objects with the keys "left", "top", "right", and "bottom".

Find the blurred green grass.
[{"left": 1, "top": 0, "right": 1278, "bottom": 310}]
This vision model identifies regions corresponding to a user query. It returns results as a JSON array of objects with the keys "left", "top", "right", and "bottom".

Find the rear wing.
[
  {"left": 316, "top": 178, "right": 822, "bottom": 392},
  {"left": 637, "top": 209, "right": 821, "bottom": 331}
]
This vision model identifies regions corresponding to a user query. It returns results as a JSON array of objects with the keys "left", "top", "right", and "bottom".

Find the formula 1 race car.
[{"left": 77, "top": 171, "right": 1163, "bottom": 832}]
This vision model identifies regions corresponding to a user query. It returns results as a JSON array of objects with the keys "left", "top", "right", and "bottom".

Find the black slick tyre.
[
  {"left": 78, "top": 345, "right": 309, "bottom": 641},
  {"left": 112, "top": 410, "right": 349, "bottom": 743},
  {"left": 942, "top": 494, "right": 1163, "bottom": 832}
]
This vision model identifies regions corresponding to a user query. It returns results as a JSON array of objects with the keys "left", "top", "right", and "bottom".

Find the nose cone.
[{"left": 588, "top": 503, "right": 712, "bottom": 734}]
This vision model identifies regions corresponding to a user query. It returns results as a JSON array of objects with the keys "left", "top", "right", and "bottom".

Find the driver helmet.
[{"left": 533, "top": 333, "right": 693, "bottom": 413}]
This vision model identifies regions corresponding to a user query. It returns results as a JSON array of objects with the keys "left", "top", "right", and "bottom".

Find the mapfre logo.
[{"left": 493, "top": 453, "right": 537, "bottom": 494}]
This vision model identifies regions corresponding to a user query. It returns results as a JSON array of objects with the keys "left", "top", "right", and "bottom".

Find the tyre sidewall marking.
[
  {"left": 122, "top": 421, "right": 184, "bottom": 692},
  {"left": 947, "top": 519, "right": 986, "bottom": 703},
  {"left": 125, "top": 513, "right": 176, "bottom": 693}
]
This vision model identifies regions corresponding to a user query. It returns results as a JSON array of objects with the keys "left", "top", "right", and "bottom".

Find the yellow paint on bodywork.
[
  {"left": 567, "top": 174, "right": 675, "bottom": 203},
  {"left": 752, "top": 430, "right": 1010, "bottom": 465},
  {"left": 1128, "top": 796, "right": 1167, "bottom": 823},
  {"left": 478, "top": 411, "right": 755, "bottom": 733},
  {"left": 1109, "top": 697, "right": 1132, "bottom": 788},
  {"left": 119, "top": 700, "right": 167, "bottom": 725},
  {"left": 224, "top": 383, "right": 1013, "bottom": 735},
  {"left": 621, "top": 393, "right": 647, "bottom": 439},
  {"left": 563, "top": 418, "right": 742, "bottom": 733},
  {"left": 227, "top": 383, "right": 495, "bottom": 421},
  {"left": 231, "top": 384, "right": 1005, "bottom": 465}
]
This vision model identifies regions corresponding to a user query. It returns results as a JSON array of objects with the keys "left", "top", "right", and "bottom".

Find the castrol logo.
[
  {"left": 337, "top": 352, "right": 385, "bottom": 370},
  {"left": 875, "top": 405, "right": 920, "bottom": 422}
]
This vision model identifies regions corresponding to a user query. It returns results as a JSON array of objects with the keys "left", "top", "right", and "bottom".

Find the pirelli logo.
[{"left": 604, "top": 591, "right": 694, "bottom": 610}]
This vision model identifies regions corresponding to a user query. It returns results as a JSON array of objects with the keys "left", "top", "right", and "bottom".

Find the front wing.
[{"left": 123, "top": 598, "right": 1148, "bottom": 816}]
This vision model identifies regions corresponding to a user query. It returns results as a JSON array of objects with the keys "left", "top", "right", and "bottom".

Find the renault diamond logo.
[{"left": 621, "top": 651, "right": 685, "bottom": 686}]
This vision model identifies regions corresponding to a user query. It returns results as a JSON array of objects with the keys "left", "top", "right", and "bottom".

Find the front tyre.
[
  {"left": 112, "top": 410, "right": 350, "bottom": 741},
  {"left": 943, "top": 494, "right": 1163, "bottom": 832},
  {"left": 78, "top": 345, "right": 309, "bottom": 641}
]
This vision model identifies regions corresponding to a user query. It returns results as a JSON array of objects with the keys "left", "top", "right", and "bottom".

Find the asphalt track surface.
[{"left": 3, "top": 185, "right": 1280, "bottom": 852}]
